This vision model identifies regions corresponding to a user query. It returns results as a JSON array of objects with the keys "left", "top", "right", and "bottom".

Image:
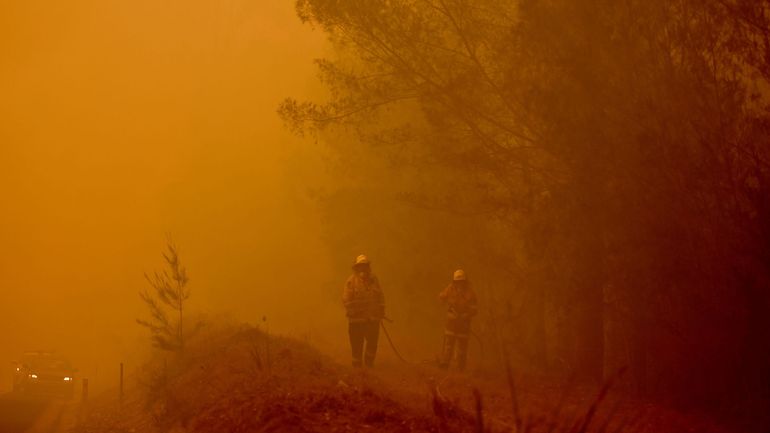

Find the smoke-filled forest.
[
  {"left": 282, "top": 0, "right": 770, "bottom": 410},
  {"left": 2, "top": 1, "right": 769, "bottom": 432}
]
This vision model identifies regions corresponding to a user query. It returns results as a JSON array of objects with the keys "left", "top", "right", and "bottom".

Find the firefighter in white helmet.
[
  {"left": 438, "top": 269, "right": 477, "bottom": 370},
  {"left": 342, "top": 254, "right": 385, "bottom": 367}
]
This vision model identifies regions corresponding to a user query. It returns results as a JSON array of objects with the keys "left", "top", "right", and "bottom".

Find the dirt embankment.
[
  {"left": 72, "top": 324, "right": 739, "bottom": 433},
  {"left": 72, "top": 324, "right": 466, "bottom": 433}
]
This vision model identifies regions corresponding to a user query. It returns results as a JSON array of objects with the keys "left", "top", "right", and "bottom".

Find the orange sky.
[{"left": 0, "top": 0, "right": 332, "bottom": 390}]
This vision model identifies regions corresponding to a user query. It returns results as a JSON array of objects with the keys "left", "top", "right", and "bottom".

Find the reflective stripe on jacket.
[
  {"left": 343, "top": 273, "right": 385, "bottom": 322},
  {"left": 439, "top": 282, "right": 477, "bottom": 336}
]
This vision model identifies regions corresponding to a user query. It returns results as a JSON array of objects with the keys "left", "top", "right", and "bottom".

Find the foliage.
[{"left": 282, "top": 0, "right": 770, "bottom": 408}]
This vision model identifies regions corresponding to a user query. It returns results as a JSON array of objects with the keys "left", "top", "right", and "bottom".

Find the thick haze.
[
  {"left": 0, "top": 0, "right": 332, "bottom": 391},
  {"left": 4, "top": 1, "right": 768, "bottom": 421}
]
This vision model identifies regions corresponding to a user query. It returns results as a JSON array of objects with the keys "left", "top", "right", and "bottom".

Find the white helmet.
[
  {"left": 354, "top": 255, "right": 370, "bottom": 266},
  {"left": 453, "top": 269, "right": 466, "bottom": 281}
]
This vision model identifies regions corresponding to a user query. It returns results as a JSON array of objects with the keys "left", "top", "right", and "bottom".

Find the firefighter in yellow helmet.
[
  {"left": 343, "top": 255, "right": 385, "bottom": 367},
  {"left": 438, "top": 269, "right": 477, "bottom": 370}
]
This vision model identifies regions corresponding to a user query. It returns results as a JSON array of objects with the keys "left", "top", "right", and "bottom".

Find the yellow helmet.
[
  {"left": 453, "top": 269, "right": 466, "bottom": 281},
  {"left": 354, "top": 255, "right": 370, "bottom": 266}
]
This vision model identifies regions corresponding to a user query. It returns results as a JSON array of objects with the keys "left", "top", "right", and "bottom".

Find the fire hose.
[
  {"left": 380, "top": 318, "right": 413, "bottom": 364},
  {"left": 380, "top": 318, "right": 484, "bottom": 365}
]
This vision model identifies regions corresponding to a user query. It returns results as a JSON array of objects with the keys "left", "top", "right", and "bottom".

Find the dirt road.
[{"left": 0, "top": 393, "right": 80, "bottom": 433}]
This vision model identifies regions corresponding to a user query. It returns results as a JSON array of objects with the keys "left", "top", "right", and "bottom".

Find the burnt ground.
[{"left": 70, "top": 325, "right": 747, "bottom": 433}]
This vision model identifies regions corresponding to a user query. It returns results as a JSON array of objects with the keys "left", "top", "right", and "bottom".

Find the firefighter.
[
  {"left": 343, "top": 254, "right": 385, "bottom": 367},
  {"left": 438, "top": 269, "right": 477, "bottom": 370}
]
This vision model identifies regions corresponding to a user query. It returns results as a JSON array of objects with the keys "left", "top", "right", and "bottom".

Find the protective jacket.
[
  {"left": 439, "top": 282, "right": 477, "bottom": 337},
  {"left": 343, "top": 273, "right": 385, "bottom": 323}
]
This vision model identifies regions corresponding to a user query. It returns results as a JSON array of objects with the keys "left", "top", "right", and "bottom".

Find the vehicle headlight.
[
  {"left": 29, "top": 374, "right": 38, "bottom": 379},
  {"left": 63, "top": 377, "right": 72, "bottom": 381}
]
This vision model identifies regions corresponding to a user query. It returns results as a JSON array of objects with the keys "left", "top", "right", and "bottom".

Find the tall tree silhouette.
[{"left": 137, "top": 239, "right": 190, "bottom": 352}]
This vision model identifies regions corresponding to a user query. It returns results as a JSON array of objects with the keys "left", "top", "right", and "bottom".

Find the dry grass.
[{"left": 72, "top": 321, "right": 739, "bottom": 433}]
